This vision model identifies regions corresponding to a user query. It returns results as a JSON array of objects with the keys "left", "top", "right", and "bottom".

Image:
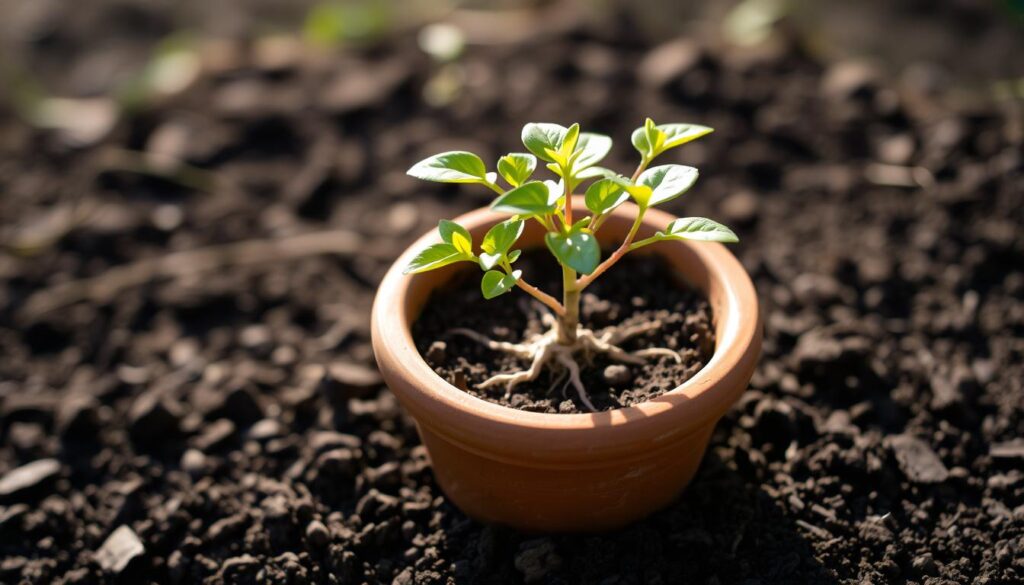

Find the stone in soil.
[
  {"left": 95, "top": 525, "right": 145, "bottom": 574},
  {"left": 889, "top": 434, "right": 950, "bottom": 484},
  {"left": 0, "top": 459, "right": 61, "bottom": 501}
]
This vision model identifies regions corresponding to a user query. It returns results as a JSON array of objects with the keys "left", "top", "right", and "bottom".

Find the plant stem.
[
  {"left": 557, "top": 265, "right": 579, "bottom": 344},
  {"left": 576, "top": 209, "right": 645, "bottom": 291},
  {"left": 515, "top": 277, "right": 565, "bottom": 316},
  {"left": 483, "top": 180, "right": 504, "bottom": 195},
  {"left": 562, "top": 167, "right": 573, "bottom": 227},
  {"left": 555, "top": 168, "right": 580, "bottom": 344},
  {"left": 630, "top": 156, "right": 650, "bottom": 182}
]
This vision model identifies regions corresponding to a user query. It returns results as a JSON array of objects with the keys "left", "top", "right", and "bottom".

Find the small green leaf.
[
  {"left": 490, "top": 182, "right": 556, "bottom": 216},
  {"left": 659, "top": 217, "right": 738, "bottom": 243},
  {"left": 608, "top": 175, "right": 654, "bottom": 207},
  {"left": 438, "top": 220, "right": 471, "bottom": 246},
  {"left": 584, "top": 178, "right": 630, "bottom": 215},
  {"left": 574, "top": 133, "right": 612, "bottom": 169},
  {"left": 659, "top": 124, "right": 714, "bottom": 150},
  {"left": 404, "top": 243, "right": 468, "bottom": 274},
  {"left": 545, "top": 226, "right": 600, "bottom": 275},
  {"left": 496, "top": 153, "right": 537, "bottom": 187},
  {"left": 631, "top": 120, "right": 713, "bottom": 159},
  {"left": 479, "top": 252, "right": 502, "bottom": 270},
  {"left": 481, "top": 269, "right": 521, "bottom": 299},
  {"left": 522, "top": 123, "right": 569, "bottom": 163},
  {"left": 407, "top": 151, "right": 488, "bottom": 183},
  {"left": 638, "top": 164, "right": 698, "bottom": 206},
  {"left": 545, "top": 146, "right": 567, "bottom": 166},
  {"left": 481, "top": 219, "right": 525, "bottom": 254},
  {"left": 572, "top": 216, "right": 592, "bottom": 230},
  {"left": 507, "top": 249, "right": 522, "bottom": 263},
  {"left": 560, "top": 123, "right": 580, "bottom": 157},
  {"left": 451, "top": 231, "right": 472, "bottom": 255}
]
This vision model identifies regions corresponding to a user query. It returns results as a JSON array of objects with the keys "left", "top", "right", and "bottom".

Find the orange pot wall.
[{"left": 372, "top": 197, "right": 762, "bottom": 532}]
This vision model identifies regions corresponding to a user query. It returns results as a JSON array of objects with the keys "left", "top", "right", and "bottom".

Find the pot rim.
[{"left": 372, "top": 198, "right": 762, "bottom": 465}]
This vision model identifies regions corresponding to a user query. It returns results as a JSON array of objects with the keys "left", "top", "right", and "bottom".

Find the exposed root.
[
  {"left": 446, "top": 320, "right": 680, "bottom": 412},
  {"left": 475, "top": 342, "right": 553, "bottom": 395},
  {"left": 449, "top": 328, "right": 534, "bottom": 359},
  {"left": 555, "top": 350, "right": 596, "bottom": 412}
]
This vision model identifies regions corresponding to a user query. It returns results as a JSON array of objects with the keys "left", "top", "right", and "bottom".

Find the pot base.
[{"left": 420, "top": 421, "right": 715, "bottom": 532}]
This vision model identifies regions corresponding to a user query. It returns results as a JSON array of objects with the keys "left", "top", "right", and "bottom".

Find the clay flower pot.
[{"left": 372, "top": 197, "right": 762, "bottom": 532}]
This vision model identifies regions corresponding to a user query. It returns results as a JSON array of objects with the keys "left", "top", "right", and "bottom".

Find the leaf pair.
[
  {"left": 584, "top": 164, "right": 698, "bottom": 212},
  {"left": 522, "top": 123, "right": 611, "bottom": 171},
  {"left": 478, "top": 218, "right": 526, "bottom": 298},
  {"left": 496, "top": 153, "right": 536, "bottom": 187},
  {"left": 404, "top": 219, "right": 477, "bottom": 274},
  {"left": 632, "top": 118, "right": 713, "bottom": 161},
  {"left": 404, "top": 218, "right": 527, "bottom": 300}
]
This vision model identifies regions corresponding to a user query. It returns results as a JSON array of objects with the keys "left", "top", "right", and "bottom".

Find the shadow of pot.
[{"left": 372, "top": 197, "right": 762, "bottom": 532}]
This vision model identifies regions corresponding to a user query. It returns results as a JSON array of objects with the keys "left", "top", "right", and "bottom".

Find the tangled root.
[{"left": 449, "top": 320, "right": 680, "bottom": 412}]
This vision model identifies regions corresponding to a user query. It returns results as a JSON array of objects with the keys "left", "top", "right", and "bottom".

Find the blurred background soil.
[{"left": 0, "top": 1, "right": 1022, "bottom": 583}]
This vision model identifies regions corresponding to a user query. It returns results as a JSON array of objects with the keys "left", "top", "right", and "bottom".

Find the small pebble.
[
  {"left": 95, "top": 525, "right": 145, "bottom": 574},
  {"left": 602, "top": 365, "right": 633, "bottom": 387},
  {"left": 181, "top": 449, "right": 206, "bottom": 477},
  {"left": 305, "top": 520, "right": 330, "bottom": 548}
]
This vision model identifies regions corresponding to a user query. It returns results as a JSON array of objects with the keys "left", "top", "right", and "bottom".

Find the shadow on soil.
[{"left": 444, "top": 447, "right": 837, "bottom": 584}]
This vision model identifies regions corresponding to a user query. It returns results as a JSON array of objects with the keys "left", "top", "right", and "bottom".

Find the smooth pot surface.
[{"left": 372, "top": 198, "right": 762, "bottom": 532}]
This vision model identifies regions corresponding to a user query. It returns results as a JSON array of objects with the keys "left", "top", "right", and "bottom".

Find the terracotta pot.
[{"left": 371, "top": 197, "right": 761, "bottom": 532}]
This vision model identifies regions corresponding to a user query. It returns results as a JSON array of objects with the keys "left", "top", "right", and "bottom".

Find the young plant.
[{"left": 404, "top": 119, "right": 738, "bottom": 410}]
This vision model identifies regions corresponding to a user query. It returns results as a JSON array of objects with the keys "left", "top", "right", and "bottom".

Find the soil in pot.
[{"left": 413, "top": 250, "right": 715, "bottom": 413}]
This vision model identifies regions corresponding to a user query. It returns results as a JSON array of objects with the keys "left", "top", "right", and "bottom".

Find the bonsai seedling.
[{"left": 404, "top": 119, "right": 738, "bottom": 411}]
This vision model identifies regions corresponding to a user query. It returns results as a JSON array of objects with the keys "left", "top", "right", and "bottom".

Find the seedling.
[{"left": 404, "top": 120, "right": 738, "bottom": 410}]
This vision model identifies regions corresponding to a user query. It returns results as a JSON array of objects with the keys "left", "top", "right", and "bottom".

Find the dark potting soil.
[
  {"left": 1, "top": 4, "right": 1023, "bottom": 584},
  {"left": 413, "top": 252, "right": 715, "bottom": 413}
]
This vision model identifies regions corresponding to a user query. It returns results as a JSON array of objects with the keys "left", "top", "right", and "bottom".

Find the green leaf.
[
  {"left": 490, "top": 182, "right": 556, "bottom": 216},
  {"left": 507, "top": 249, "right": 522, "bottom": 263},
  {"left": 545, "top": 226, "right": 600, "bottom": 275},
  {"left": 659, "top": 217, "right": 738, "bottom": 243},
  {"left": 544, "top": 180, "right": 564, "bottom": 206},
  {"left": 438, "top": 220, "right": 471, "bottom": 245},
  {"left": 608, "top": 175, "right": 654, "bottom": 207},
  {"left": 631, "top": 120, "right": 713, "bottom": 159},
  {"left": 452, "top": 231, "right": 472, "bottom": 255},
  {"left": 584, "top": 178, "right": 630, "bottom": 215},
  {"left": 407, "top": 151, "right": 488, "bottom": 183},
  {"left": 638, "top": 164, "right": 698, "bottom": 206},
  {"left": 481, "top": 269, "right": 521, "bottom": 299},
  {"left": 479, "top": 252, "right": 502, "bottom": 270},
  {"left": 496, "top": 153, "right": 537, "bottom": 187},
  {"left": 481, "top": 219, "right": 525, "bottom": 254},
  {"left": 521, "top": 123, "right": 569, "bottom": 163},
  {"left": 574, "top": 133, "right": 612, "bottom": 169},
  {"left": 560, "top": 123, "right": 580, "bottom": 157},
  {"left": 404, "top": 243, "right": 468, "bottom": 274},
  {"left": 572, "top": 216, "right": 592, "bottom": 230},
  {"left": 659, "top": 124, "right": 714, "bottom": 150}
]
